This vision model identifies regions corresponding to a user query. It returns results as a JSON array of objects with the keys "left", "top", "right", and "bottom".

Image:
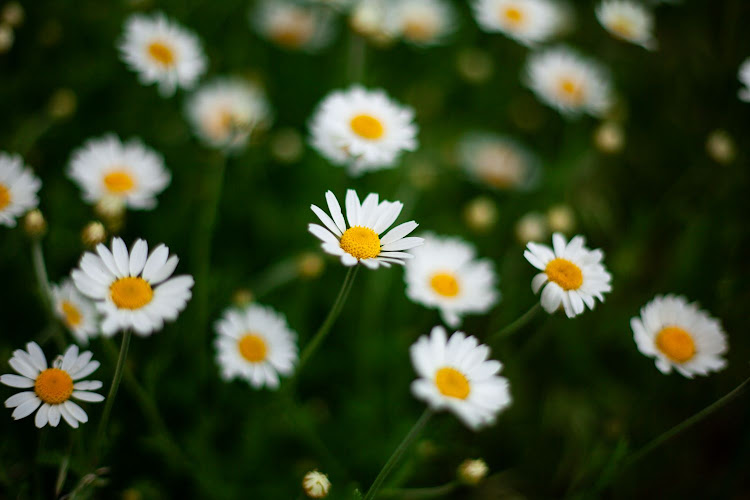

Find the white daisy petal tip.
[
  {"left": 596, "top": 0, "right": 657, "bottom": 51},
  {"left": 0, "top": 152, "right": 42, "bottom": 228}
]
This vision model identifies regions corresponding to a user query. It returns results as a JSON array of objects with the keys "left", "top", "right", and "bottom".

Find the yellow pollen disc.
[
  {"left": 435, "top": 367, "right": 470, "bottom": 400},
  {"left": 61, "top": 301, "right": 82, "bottom": 327},
  {"left": 147, "top": 41, "right": 175, "bottom": 66},
  {"left": 558, "top": 78, "right": 584, "bottom": 105},
  {"left": 545, "top": 258, "right": 583, "bottom": 291},
  {"left": 350, "top": 114, "right": 385, "bottom": 140},
  {"left": 339, "top": 226, "right": 381, "bottom": 260},
  {"left": 103, "top": 170, "right": 136, "bottom": 194},
  {"left": 271, "top": 26, "right": 307, "bottom": 48},
  {"left": 110, "top": 277, "right": 153, "bottom": 310},
  {"left": 238, "top": 334, "right": 267, "bottom": 363},
  {"left": 430, "top": 272, "right": 460, "bottom": 297},
  {"left": 0, "top": 183, "right": 10, "bottom": 210},
  {"left": 503, "top": 7, "right": 524, "bottom": 25},
  {"left": 610, "top": 17, "right": 634, "bottom": 38},
  {"left": 655, "top": 326, "right": 696, "bottom": 363},
  {"left": 34, "top": 368, "right": 74, "bottom": 405}
]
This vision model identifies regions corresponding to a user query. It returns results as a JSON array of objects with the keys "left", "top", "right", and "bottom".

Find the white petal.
[
  {"left": 0, "top": 374, "right": 35, "bottom": 388},
  {"left": 48, "top": 405, "right": 61, "bottom": 427},
  {"left": 325, "top": 191, "right": 347, "bottom": 233},
  {"left": 111, "top": 238, "right": 130, "bottom": 276},
  {"left": 12, "top": 397, "right": 41, "bottom": 420},
  {"left": 72, "top": 391, "right": 105, "bottom": 402},
  {"left": 381, "top": 221, "right": 418, "bottom": 246},
  {"left": 35, "top": 403, "right": 50, "bottom": 428},
  {"left": 129, "top": 239, "right": 149, "bottom": 276},
  {"left": 345, "top": 189, "right": 361, "bottom": 227},
  {"left": 311, "top": 205, "right": 343, "bottom": 237}
]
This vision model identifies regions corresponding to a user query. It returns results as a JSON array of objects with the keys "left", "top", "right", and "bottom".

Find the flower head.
[
  {"left": 1, "top": 342, "right": 103, "bottom": 428},
  {"left": 0, "top": 152, "right": 41, "bottom": 228},
  {"left": 52, "top": 279, "right": 98, "bottom": 345},
  {"left": 458, "top": 132, "right": 540, "bottom": 191},
  {"left": 71, "top": 237, "right": 194, "bottom": 336},
  {"left": 385, "top": 0, "right": 456, "bottom": 47},
  {"left": 252, "top": 0, "right": 335, "bottom": 52},
  {"left": 596, "top": 0, "right": 656, "bottom": 50},
  {"left": 410, "top": 326, "right": 511, "bottom": 430},
  {"left": 309, "top": 189, "right": 424, "bottom": 269},
  {"left": 302, "top": 470, "right": 331, "bottom": 498},
  {"left": 524, "top": 233, "right": 612, "bottom": 318},
  {"left": 457, "top": 458, "right": 489, "bottom": 485},
  {"left": 472, "top": 0, "right": 564, "bottom": 46},
  {"left": 631, "top": 295, "right": 728, "bottom": 378}
]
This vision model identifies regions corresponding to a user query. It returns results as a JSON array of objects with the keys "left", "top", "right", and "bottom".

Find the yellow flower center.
[
  {"left": 238, "top": 333, "right": 267, "bottom": 363},
  {"left": 545, "top": 258, "right": 583, "bottom": 291},
  {"left": 609, "top": 16, "right": 635, "bottom": 39},
  {"left": 655, "top": 326, "right": 696, "bottom": 363},
  {"left": 558, "top": 78, "right": 584, "bottom": 105},
  {"left": 430, "top": 272, "right": 460, "bottom": 297},
  {"left": 403, "top": 18, "right": 437, "bottom": 42},
  {"left": 503, "top": 7, "right": 524, "bottom": 25},
  {"left": 34, "top": 368, "right": 74, "bottom": 405},
  {"left": 0, "top": 183, "right": 10, "bottom": 210},
  {"left": 350, "top": 114, "right": 385, "bottom": 140},
  {"left": 110, "top": 277, "right": 153, "bottom": 310},
  {"left": 435, "top": 367, "right": 470, "bottom": 399},
  {"left": 147, "top": 41, "right": 175, "bottom": 67},
  {"left": 339, "top": 226, "right": 381, "bottom": 260},
  {"left": 103, "top": 170, "right": 136, "bottom": 194},
  {"left": 61, "top": 301, "right": 82, "bottom": 328}
]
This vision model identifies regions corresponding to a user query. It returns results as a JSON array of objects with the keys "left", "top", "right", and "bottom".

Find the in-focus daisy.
[
  {"left": 472, "top": 0, "right": 563, "bottom": 46},
  {"left": 457, "top": 132, "right": 540, "bottom": 190},
  {"left": 52, "top": 279, "right": 98, "bottom": 345},
  {"left": 186, "top": 78, "right": 272, "bottom": 150},
  {"left": 631, "top": 295, "right": 728, "bottom": 378},
  {"left": 596, "top": 0, "right": 656, "bottom": 50},
  {"left": 738, "top": 58, "right": 750, "bottom": 102},
  {"left": 118, "top": 12, "right": 207, "bottom": 97},
  {"left": 309, "top": 189, "right": 424, "bottom": 269},
  {"left": 67, "top": 135, "right": 171, "bottom": 212},
  {"left": 0, "top": 152, "right": 41, "bottom": 228},
  {"left": 252, "top": 0, "right": 335, "bottom": 52},
  {"left": 71, "top": 237, "right": 194, "bottom": 336},
  {"left": 525, "top": 47, "right": 613, "bottom": 117},
  {"left": 214, "top": 303, "right": 297, "bottom": 389},
  {"left": 384, "top": 0, "right": 456, "bottom": 47},
  {"left": 524, "top": 233, "right": 612, "bottom": 318},
  {"left": 410, "top": 326, "right": 511, "bottom": 430},
  {"left": 405, "top": 234, "right": 499, "bottom": 327},
  {"left": 1, "top": 342, "right": 103, "bottom": 428},
  {"left": 309, "top": 86, "right": 418, "bottom": 176}
]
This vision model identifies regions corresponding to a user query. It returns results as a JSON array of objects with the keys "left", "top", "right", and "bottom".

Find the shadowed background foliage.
[{"left": 1, "top": 0, "right": 749, "bottom": 498}]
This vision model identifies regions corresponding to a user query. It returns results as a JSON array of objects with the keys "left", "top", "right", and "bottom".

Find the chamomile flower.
[
  {"left": 1, "top": 342, "right": 103, "bottom": 428},
  {"left": 71, "top": 237, "right": 194, "bottom": 336},
  {"left": 472, "top": 0, "right": 563, "bottom": 46},
  {"left": 214, "top": 303, "right": 297, "bottom": 389},
  {"left": 309, "top": 189, "right": 424, "bottom": 269},
  {"left": 52, "top": 280, "right": 98, "bottom": 345},
  {"left": 252, "top": 0, "right": 335, "bottom": 52},
  {"left": 631, "top": 295, "right": 728, "bottom": 378},
  {"left": 405, "top": 234, "right": 499, "bottom": 328},
  {"left": 0, "top": 152, "right": 41, "bottom": 228},
  {"left": 596, "top": 0, "right": 656, "bottom": 50},
  {"left": 384, "top": 0, "right": 456, "bottom": 47},
  {"left": 524, "top": 233, "right": 612, "bottom": 318},
  {"left": 67, "top": 135, "right": 171, "bottom": 211},
  {"left": 309, "top": 86, "right": 418, "bottom": 176},
  {"left": 410, "top": 326, "right": 511, "bottom": 430},
  {"left": 738, "top": 58, "right": 750, "bottom": 102},
  {"left": 457, "top": 132, "right": 540, "bottom": 191},
  {"left": 118, "top": 12, "right": 207, "bottom": 97},
  {"left": 186, "top": 78, "right": 272, "bottom": 150},
  {"left": 525, "top": 47, "right": 613, "bottom": 117}
]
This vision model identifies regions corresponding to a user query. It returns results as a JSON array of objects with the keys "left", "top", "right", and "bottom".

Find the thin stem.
[
  {"left": 379, "top": 481, "right": 457, "bottom": 499},
  {"left": 347, "top": 32, "right": 366, "bottom": 84},
  {"left": 488, "top": 303, "right": 542, "bottom": 343},
  {"left": 30, "top": 240, "right": 65, "bottom": 350},
  {"left": 93, "top": 330, "right": 132, "bottom": 462},
  {"left": 363, "top": 409, "right": 433, "bottom": 500}
]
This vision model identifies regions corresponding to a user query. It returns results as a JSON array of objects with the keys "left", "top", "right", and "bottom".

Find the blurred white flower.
[
  {"left": 309, "top": 189, "right": 423, "bottom": 269},
  {"left": 309, "top": 86, "right": 418, "bottom": 176},
  {"left": 472, "top": 0, "right": 564, "bottom": 46},
  {"left": 458, "top": 132, "right": 540, "bottom": 190},
  {"left": 737, "top": 58, "right": 750, "bottom": 102},
  {"left": 252, "top": 0, "right": 335, "bottom": 52},
  {"left": 302, "top": 470, "right": 331, "bottom": 498},
  {"left": 596, "top": 0, "right": 657, "bottom": 50},
  {"left": 631, "top": 295, "right": 728, "bottom": 378},
  {"left": 118, "top": 12, "right": 207, "bottom": 97},
  {"left": 0, "top": 152, "right": 41, "bottom": 227},
  {"left": 384, "top": 0, "right": 456, "bottom": 47},
  {"left": 52, "top": 279, "right": 98, "bottom": 345},
  {"left": 410, "top": 326, "right": 511, "bottom": 430}
]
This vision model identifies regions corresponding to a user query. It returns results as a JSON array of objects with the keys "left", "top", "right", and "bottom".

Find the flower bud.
[
  {"left": 23, "top": 209, "right": 46, "bottom": 238},
  {"left": 464, "top": 196, "right": 498, "bottom": 233},
  {"left": 81, "top": 221, "right": 107, "bottom": 248},
  {"left": 0, "top": 25, "right": 14, "bottom": 53},
  {"left": 48, "top": 88, "right": 77, "bottom": 120},
  {"left": 270, "top": 128, "right": 304, "bottom": 164},
  {"left": 297, "top": 252, "right": 324, "bottom": 279},
  {"left": 515, "top": 212, "right": 548, "bottom": 244},
  {"left": 302, "top": 470, "right": 330, "bottom": 499},
  {"left": 457, "top": 458, "right": 488, "bottom": 486},
  {"left": 706, "top": 129, "right": 735, "bottom": 165},
  {"left": 547, "top": 204, "right": 575, "bottom": 234},
  {"left": 2, "top": 2, "right": 23, "bottom": 27},
  {"left": 594, "top": 121, "right": 624, "bottom": 154},
  {"left": 232, "top": 288, "right": 254, "bottom": 307}
]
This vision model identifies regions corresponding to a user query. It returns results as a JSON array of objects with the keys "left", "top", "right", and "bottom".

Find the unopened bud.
[
  {"left": 515, "top": 212, "right": 548, "bottom": 244},
  {"left": 24, "top": 209, "right": 46, "bottom": 238},
  {"left": 547, "top": 205, "right": 575, "bottom": 234},
  {"left": 0, "top": 25, "right": 14, "bottom": 53},
  {"left": 457, "top": 458, "right": 488, "bottom": 486},
  {"left": 232, "top": 288, "right": 254, "bottom": 307},
  {"left": 302, "top": 470, "right": 330, "bottom": 498},
  {"left": 297, "top": 252, "right": 324, "bottom": 279},
  {"left": 2, "top": 2, "right": 24, "bottom": 27},
  {"left": 48, "top": 88, "right": 77, "bottom": 120},
  {"left": 464, "top": 196, "right": 498, "bottom": 233},
  {"left": 706, "top": 129, "right": 735, "bottom": 165},
  {"left": 594, "top": 121, "right": 624, "bottom": 154},
  {"left": 81, "top": 221, "right": 106, "bottom": 247}
]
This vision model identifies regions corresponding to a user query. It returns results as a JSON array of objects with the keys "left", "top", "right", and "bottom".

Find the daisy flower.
[
  {"left": 214, "top": 303, "right": 298, "bottom": 389},
  {"left": 404, "top": 234, "right": 499, "bottom": 327},
  {"left": 252, "top": 0, "right": 335, "bottom": 52},
  {"left": 596, "top": 0, "right": 656, "bottom": 50},
  {"left": 738, "top": 58, "right": 750, "bottom": 102},
  {"left": 524, "top": 233, "right": 612, "bottom": 318},
  {"left": 472, "top": 0, "right": 563, "bottom": 46},
  {"left": 384, "top": 0, "right": 456, "bottom": 47},
  {"left": 631, "top": 295, "right": 728, "bottom": 378},
  {"left": 525, "top": 47, "right": 613, "bottom": 117},
  {"left": 0, "top": 152, "right": 41, "bottom": 228},
  {"left": 309, "top": 189, "right": 424, "bottom": 269},
  {"left": 52, "top": 279, "right": 98, "bottom": 345},
  {"left": 309, "top": 86, "right": 418, "bottom": 176},
  {"left": 1, "top": 342, "right": 103, "bottom": 428},
  {"left": 71, "top": 237, "right": 194, "bottom": 336},
  {"left": 67, "top": 135, "right": 171, "bottom": 212},
  {"left": 410, "top": 326, "right": 511, "bottom": 430},
  {"left": 457, "top": 132, "right": 540, "bottom": 191},
  {"left": 118, "top": 12, "right": 207, "bottom": 97}
]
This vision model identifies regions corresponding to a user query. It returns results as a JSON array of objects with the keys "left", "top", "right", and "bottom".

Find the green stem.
[
  {"left": 489, "top": 303, "right": 541, "bottom": 343},
  {"left": 30, "top": 240, "right": 66, "bottom": 350},
  {"left": 347, "top": 32, "right": 366, "bottom": 84},
  {"left": 363, "top": 409, "right": 433, "bottom": 500},
  {"left": 379, "top": 481, "right": 457, "bottom": 499},
  {"left": 94, "top": 330, "right": 132, "bottom": 463}
]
